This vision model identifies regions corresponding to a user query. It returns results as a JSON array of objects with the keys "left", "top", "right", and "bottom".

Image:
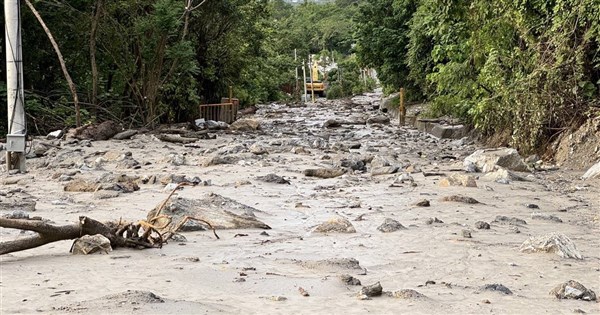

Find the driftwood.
[
  {"left": 155, "top": 134, "right": 199, "bottom": 144},
  {"left": 0, "top": 183, "right": 220, "bottom": 256},
  {"left": 0, "top": 216, "right": 156, "bottom": 255}
]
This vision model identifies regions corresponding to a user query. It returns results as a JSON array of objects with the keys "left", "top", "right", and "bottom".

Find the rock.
[
  {"left": 462, "top": 229, "right": 472, "bottom": 238},
  {"left": 366, "top": 116, "right": 390, "bottom": 125},
  {"left": 391, "top": 289, "right": 427, "bottom": 299},
  {"left": 165, "top": 153, "right": 186, "bottom": 166},
  {"left": 493, "top": 215, "right": 527, "bottom": 225},
  {"left": 71, "top": 234, "right": 112, "bottom": 255},
  {"left": 300, "top": 258, "right": 362, "bottom": 271},
  {"left": 371, "top": 155, "right": 393, "bottom": 169},
  {"left": 439, "top": 174, "right": 477, "bottom": 187},
  {"left": 430, "top": 124, "right": 467, "bottom": 139},
  {"left": 415, "top": 199, "right": 430, "bottom": 207},
  {"left": 464, "top": 148, "right": 529, "bottom": 173},
  {"left": 531, "top": 212, "right": 563, "bottom": 223},
  {"left": 230, "top": 119, "right": 260, "bottom": 131},
  {"left": 323, "top": 119, "right": 342, "bottom": 128},
  {"left": 550, "top": 281, "right": 597, "bottom": 301},
  {"left": 314, "top": 217, "right": 356, "bottom": 233},
  {"left": 147, "top": 194, "right": 271, "bottom": 230},
  {"left": 268, "top": 296, "right": 287, "bottom": 302},
  {"left": 582, "top": 162, "right": 600, "bottom": 180},
  {"left": 360, "top": 282, "right": 383, "bottom": 297},
  {"left": 520, "top": 233, "right": 583, "bottom": 259},
  {"left": 475, "top": 221, "right": 490, "bottom": 229},
  {"left": 46, "top": 130, "right": 63, "bottom": 139},
  {"left": 370, "top": 166, "right": 399, "bottom": 176},
  {"left": 33, "top": 143, "right": 51, "bottom": 156},
  {"left": 483, "top": 168, "right": 526, "bottom": 182},
  {"left": 377, "top": 218, "right": 406, "bottom": 233},
  {"left": 341, "top": 158, "right": 367, "bottom": 171},
  {"left": 256, "top": 174, "right": 290, "bottom": 185},
  {"left": 509, "top": 226, "right": 521, "bottom": 233},
  {"left": 479, "top": 284, "right": 513, "bottom": 295},
  {"left": 425, "top": 217, "right": 443, "bottom": 224},
  {"left": 0, "top": 199, "right": 36, "bottom": 212},
  {"left": 112, "top": 130, "right": 138, "bottom": 140},
  {"left": 441, "top": 195, "right": 479, "bottom": 204},
  {"left": 250, "top": 143, "right": 268, "bottom": 155},
  {"left": 340, "top": 274, "right": 362, "bottom": 286},
  {"left": 3, "top": 210, "right": 29, "bottom": 219},
  {"left": 304, "top": 168, "right": 346, "bottom": 179},
  {"left": 64, "top": 179, "right": 99, "bottom": 192},
  {"left": 93, "top": 190, "right": 121, "bottom": 199}
]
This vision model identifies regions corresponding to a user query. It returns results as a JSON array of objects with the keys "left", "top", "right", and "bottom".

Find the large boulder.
[{"left": 464, "top": 148, "right": 529, "bottom": 173}]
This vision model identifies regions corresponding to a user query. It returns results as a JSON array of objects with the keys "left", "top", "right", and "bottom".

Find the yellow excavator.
[{"left": 306, "top": 63, "right": 325, "bottom": 97}]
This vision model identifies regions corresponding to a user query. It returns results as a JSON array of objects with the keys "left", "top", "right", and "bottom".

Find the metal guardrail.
[{"left": 198, "top": 98, "right": 239, "bottom": 124}]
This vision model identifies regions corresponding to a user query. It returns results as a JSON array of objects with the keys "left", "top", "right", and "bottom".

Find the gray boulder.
[{"left": 464, "top": 148, "right": 529, "bottom": 173}]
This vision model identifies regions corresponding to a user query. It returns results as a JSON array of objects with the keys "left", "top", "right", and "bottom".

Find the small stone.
[
  {"left": 441, "top": 195, "right": 479, "bottom": 204},
  {"left": 391, "top": 289, "right": 426, "bottom": 299},
  {"left": 377, "top": 218, "right": 406, "bottom": 233},
  {"left": 425, "top": 217, "right": 444, "bottom": 225},
  {"left": 298, "top": 287, "right": 310, "bottom": 297},
  {"left": 71, "top": 234, "right": 112, "bottom": 255},
  {"left": 525, "top": 203, "right": 539, "bottom": 209},
  {"left": 493, "top": 216, "right": 527, "bottom": 225},
  {"left": 479, "top": 284, "right": 513, "bottom": 295},
  {"left": 250, "top": 143, "right": 268, "bottom": 155},
  {"left": 269, "top": 296, "right": 287, "bottom": 302},
  {"left": 481, "top": 299, "right": 491, "bottom": 304},
  {"left": 550, "top": 280, "right": 596, "bottom": 301},
  {"left": 439, "top": 174, "right": 477, "bottom": 188},
  {"left": 340, "top": 274, "right": 361, "bottom": 286},
  {"left": 256, "top": 174, "right": 290, "bottom": 185},
  {"left": 531, "top": 212, "right": 562, "bottom": 223},
  {"left": 314, "top": 217, "right": 356, "bottom": 233},
  {"left": 359, "top": 282, "right": 383, "bottom": 297},
  {"left": 415, "top": 199, "right": 430, "bottom": 207},
  {"left": 462, "top": 229, "right": 472, "bottom": 238},
  {"left": 304, "top": 168, "right": 346, "bottom": 179},
  {"left": 475, "top": 221, "right": 490, "bottom": 229},
  {"left": 93, "top": 190, "right": 121, "bottom": 200}
]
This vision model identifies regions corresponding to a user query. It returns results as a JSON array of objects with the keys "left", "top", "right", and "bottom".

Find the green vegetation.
[
  {"left": 2, "top": 0, "right": 597, "bottom": 153},
  {"left": 354, "top": 0, "right": 600, "bottom": 152},
  {"left": 0, "top": 0, "right": 367, "bottom": 133}
]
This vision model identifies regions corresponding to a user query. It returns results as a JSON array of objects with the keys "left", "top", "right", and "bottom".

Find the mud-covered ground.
[{"left": 1, "top": 93, "right": 599, "bottom": 314}]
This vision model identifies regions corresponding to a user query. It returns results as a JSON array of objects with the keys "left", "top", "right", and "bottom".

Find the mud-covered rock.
[
  {"left": 391, "top": 289, "right": 427, "bottom": 299},
  {"left": 256, "top": 174, "right": 290, "bottom": 184},
  {"left": 71, "top": 234, "right": 112, "bottom": 255},
  {"left": 314, "top": 216, "right": 356, "bottom": 233},
  {"left": 479, "top": 284, "right": 513, "bottom": 295},
  {"left": 464, "top": 148, "right": 529, "bottom": 173},
  {"left": 550, "top": 281, "right": 596, "bottom": 301},
  {"left": 475, "top": 221, "right": 490, "bottom": 229},
  {"left": 340, "top": 274, "right": 362, "bottom": 286},
  {"left": 441, "top": 195, "right": 479, "bottom": 204},
  {"left": 230, "top": 119, "right": 261, "bottom": 131},
  {"left": 377, "top": 218, "right": 406, "bottom": 233},
  {"left": 359, "top": 282, "right": 383, "bottom": 297},
  {"left": 439, "top": 174, "right": 477, "bottom": 188},
  {"left": 519, "top": 232, "right": 583, "bottom": 259},
  {"left": 304, "top": 168, "right": 346, "bottom": 179}
]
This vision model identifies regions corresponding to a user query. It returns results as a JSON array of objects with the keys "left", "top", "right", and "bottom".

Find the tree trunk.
[
  {"left": 90, "top": 0, "right": 103, "bottom": 114},
  {"left": 0, "top": 216, "right": 156, "bottom": 255},
  {"left": 24, "top": 0, "right": 81, "bottom": 127}
]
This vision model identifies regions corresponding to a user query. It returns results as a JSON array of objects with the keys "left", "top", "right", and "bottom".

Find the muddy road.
[{"left": 1, "top": 93, "right": 599, "bottom": 314}]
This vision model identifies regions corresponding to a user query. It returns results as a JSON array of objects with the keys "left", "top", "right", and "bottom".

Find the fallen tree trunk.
[{"left": 0, "top": 216, "right": 155, "bottom": 255}]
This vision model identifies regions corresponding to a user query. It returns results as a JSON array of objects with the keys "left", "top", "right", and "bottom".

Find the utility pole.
[
  {"left": 294, "top": 49, "right": 299, "bottom": 101},
  {"left": 309, "top": 54, "right": 315, "bottom": 102},
  {"left": 302, "top": 59, "right": 307, "bottom": 104},
  {"left": 5, "top": 0, "right": 27, "bottom": 172}
]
